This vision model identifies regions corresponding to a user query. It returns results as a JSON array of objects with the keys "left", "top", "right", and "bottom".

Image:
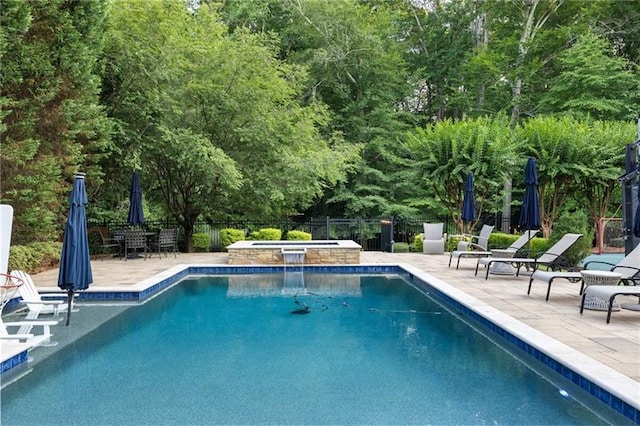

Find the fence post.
[{"left": 326, "top": 216, "right": 330, "bottom": 240}]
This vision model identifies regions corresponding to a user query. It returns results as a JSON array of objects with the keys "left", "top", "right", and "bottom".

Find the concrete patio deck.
[{"left": 10, "top": 251, "right": 640, "bottom": 386}]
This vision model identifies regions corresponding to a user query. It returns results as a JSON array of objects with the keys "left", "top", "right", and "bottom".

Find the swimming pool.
[{"left": 0, "top": 271, "right": 631, "bottom": 425}]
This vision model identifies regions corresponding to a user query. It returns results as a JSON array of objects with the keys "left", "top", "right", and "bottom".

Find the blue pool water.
[{"left": 0, "top": 273, "right": 623, "bottom": 424}]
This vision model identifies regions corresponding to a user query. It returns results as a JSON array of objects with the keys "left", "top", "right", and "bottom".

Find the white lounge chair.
[
  {"left": 422, "top": 223, "right": 446, "bottom": 254},
  {"left": 10, "top": 270, "right": 68, "bottom": 319},
  {"left": 527, "top": 242, "right": 640, "bottom": 300},
  {"left": 448, "top": 225, "right": 494, "bottom": 269},
  {"left": 0, "top": 317, "right": 58, "bottom": 347},
  {"left": 475, "top": 233, "right": 583, "bottom": 280},
  {"left": 580, "top": 285, "right": 640, "bottom": 324}
]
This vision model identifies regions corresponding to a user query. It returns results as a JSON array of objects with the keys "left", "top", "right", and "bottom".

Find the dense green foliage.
[
  {"left": 252, "top": 228, "right": 282, "bottom": 241},
  {"left": 2, "top": 0, "right": 639, "bottom": 252},
  {"left": 8, "top": 242, "right": 63, "bottom": 273},
  {"left": 549, "top": 209, "right": 594, "bottom": 267},
  {"left": 1, "top": 0, "right": 112, "bottom": 244},
  {"left": 286, "top": 230, "right": 312, "bottom": 241},
  {"left": 405, "top": 116, "right": 515, "bottom": 233},
  {"left": 192, "top": 233, "right": 211, "bottom": 252},
  {"left": 220, "top": 228, "right": 246, "bottom": 250}
]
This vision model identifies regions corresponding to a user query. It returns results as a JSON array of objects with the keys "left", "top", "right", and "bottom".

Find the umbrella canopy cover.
[
  {"left": 633, "top": 181, "right": 640, "bottom": 238},
  {"left": 461, "top": 172, "right": 477, "bottom": 224},
  {"left": 58, "top": 174, "right": 93, "bottom": 325},
  {"left": 127, "top": 172, "right": 145, "bottom": 225},
  {"left": 519, "top": 157, "right": 541, "bottom": 231}
]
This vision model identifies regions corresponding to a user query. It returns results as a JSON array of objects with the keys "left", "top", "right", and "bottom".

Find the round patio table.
[
  {"left": 580, "top": 270, "right": 622, "bottom": 311},
  {"left": 489, "top": 249, "right": 516, "bottom": 275}
]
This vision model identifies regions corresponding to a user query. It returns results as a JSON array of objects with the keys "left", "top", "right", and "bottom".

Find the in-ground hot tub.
[{"left": 226, "top": 240, "right": 362, "bottom": 264}]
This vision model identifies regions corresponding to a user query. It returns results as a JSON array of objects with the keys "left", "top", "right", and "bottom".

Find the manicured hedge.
[
  {"left": 192, "top": 233, "right": 211, "bottom": 252},
  {"left": 392, "top": 242, "right": 410, "bottom": 253},
  {"left": 220, "top": 228, "right": 245, "bottom": 251},
  {"left": 286, "top": 230, "right": 312, "bottom": 241},
  {"left": 250, "top": 228, "right": 282, "bottom": 241}
]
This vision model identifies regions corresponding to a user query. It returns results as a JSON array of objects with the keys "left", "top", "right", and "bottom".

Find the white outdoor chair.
[
  {"left": 0, "top": 317, "right": 58, "bottom": 347},
  {"left": 10, "top": 270, "right": 68, "bottom": 319},
  {"left": 422, "top": 223, "right": 446, "bottom": 254}
]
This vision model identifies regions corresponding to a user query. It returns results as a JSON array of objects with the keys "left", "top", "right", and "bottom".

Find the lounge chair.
[
  {"left": 422, "top": 223, "right": 446, "bottom": 254},
  {"left": 10, "top": 270, "right": 67, "bottom": 319},
  {"left": 0, "top": 317, "right": 58, "bottom": 347},
  {"left": 526, "top": 270, "right": 584, "bottom": 301},
  {"left": 464, "top": 229, "right": 538, "bottom": 260},
  {"left": 526, "top": 242, "right": 640, "bottom": 301},
  {"left": 448, "top": 225, "right": 495, "bottom": 269},
  {"left": 475, "top": 233, "right": 583, "bottom": 280},
  {"left": 582, "top": 243, "right": 640, "bottom": 285},
  {"left": 580, "top": 285, "right": 640, "bottom": 324}
]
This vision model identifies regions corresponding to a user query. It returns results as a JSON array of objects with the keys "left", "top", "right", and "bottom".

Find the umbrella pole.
[{"left": 65, "top": 289, "right": 74, "bottom": 326}]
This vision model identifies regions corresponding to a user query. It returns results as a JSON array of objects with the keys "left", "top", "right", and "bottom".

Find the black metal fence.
[{"left": 88, "top": 215, "right": 490, "bottom": 252}]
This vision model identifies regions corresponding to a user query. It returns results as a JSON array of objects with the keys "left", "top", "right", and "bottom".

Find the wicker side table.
[{"left": 580, "top": 270, "right": 622, "bottom": 311}]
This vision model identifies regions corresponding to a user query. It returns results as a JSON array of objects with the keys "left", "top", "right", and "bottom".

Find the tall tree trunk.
[
  {"left": 472, "top": 11, "right": 489, "bottom": 109},
  {"left": 511, "top": 0, "right": 562, "bottom": 126}
]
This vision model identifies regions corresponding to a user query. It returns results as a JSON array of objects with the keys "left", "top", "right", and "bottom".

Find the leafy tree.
[
  {"left": 102, "top": 1, "right": 356, "bottom": 248},
  {"left": 573, "top": 120, "right": 636, "bottom": 249},
  {"left": 0, "top": 0, "right": 112, "bottom": 244},
  {"left": 516, "top": 116, "right": 595, "bottom": 237},
  {"left": 148, "top": 128, "right": 241, "bottom": 251},
  {"left": 405, "top": 116, "right": 515, "bottom": 233},
  {"left": 586, "top": 0, "right": 640, "bottom": 66},
  {"left": 540, "top": 33, "right": 639, "bottom": 121},
  {"left": 393, "top": 0, "right": 477, "bottom": 123},
  {"left": 219, "top": 0, "right": 417, "bottom": 218}
]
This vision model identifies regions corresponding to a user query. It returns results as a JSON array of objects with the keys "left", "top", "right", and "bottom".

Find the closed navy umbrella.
[
  {"left": 461, "top": 172, "right": 476, "bottom": 233},
  {"left": 519, "top": 157, "right": 541, "bottom": 231},
  {"left": 58, "top": 173, "right": 93, "bottom": 326},
  {"left": 127, "top": 172, "right": 145, "bottom": 226},
  {"left": 633, "top": 181, "right": 640, "bottom": 238}
]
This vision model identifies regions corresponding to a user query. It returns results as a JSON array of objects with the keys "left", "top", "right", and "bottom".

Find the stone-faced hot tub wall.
[{"left": 226, "top": 240, "right": 362, "bottom": 264}]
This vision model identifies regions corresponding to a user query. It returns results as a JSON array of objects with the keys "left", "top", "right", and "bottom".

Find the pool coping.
[{"left": 2, "top": 262, "right": 639, "bottom": 423}]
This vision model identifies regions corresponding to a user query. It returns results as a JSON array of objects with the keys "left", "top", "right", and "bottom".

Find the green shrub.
[
  {"left": 192, "top": 233, "right": 211, "bottom": 252},
  {"left": 526, "top": 237, "right": 551, "bottom": 256},
  {"left": 392, "top": 242, "right": 410, "bottom": 253},
  {"left": 286, "top": 230, "right": 312, "bottom": 241},
  {"left": 549, "top": 209, "right": 594, "bottom": 267},
  {"left": 256, "top": 228, "right": 282, "bottom": 240},
  {"left": 220, "top": 228, "right": 245, "bottom": 251},
  {"left": 8, "top": 242, "right": 63, "bottom": 273},
  {"left": 411, "top": 234, "right": 423, "bottom": 252},
  {"left": 487, "top": 232, "right": 518, "bottom": 250},
  {"left": 446, "top": 234, "right": 469, "bottom": 252}
]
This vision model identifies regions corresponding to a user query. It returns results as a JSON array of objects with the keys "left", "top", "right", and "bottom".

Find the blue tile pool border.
[
  {"left": 3, "top": 264, "right": 637, "bottom": 423},
  {"left": 1, "top": 350, "right": 28, "bottom": 375}
]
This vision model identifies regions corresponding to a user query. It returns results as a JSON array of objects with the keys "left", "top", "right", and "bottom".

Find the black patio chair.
[
  {"left": 123, "top": 230, "right": 148, "bottom": 260},
  {"left": 152, "top": 228, "right": 179, "bottom": 259},
  {"left": 92, "top": 230, "right": 121, "bottom": 260}
]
